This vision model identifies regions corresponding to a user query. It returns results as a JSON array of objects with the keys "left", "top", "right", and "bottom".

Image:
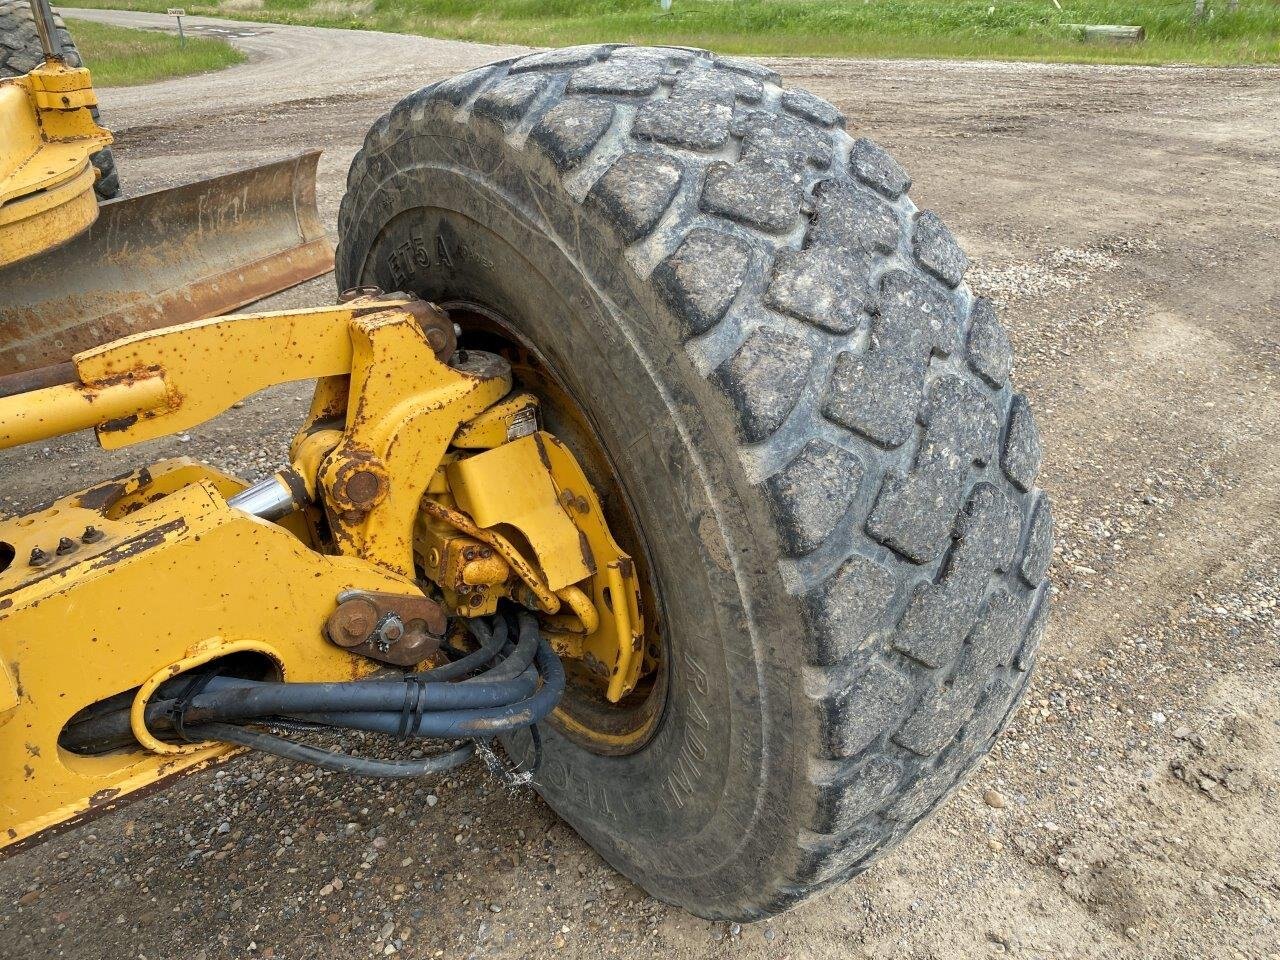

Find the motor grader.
[{"left": 0, "top": 0, "right": 1054, "bottom": 921}]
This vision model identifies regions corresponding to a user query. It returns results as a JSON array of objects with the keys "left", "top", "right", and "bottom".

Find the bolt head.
[
  {"left": 343, "top": 614, "right": 370, "bottom": 638},
  {"left": 344, "top": 468, "right": 382, "bottom": 506}
]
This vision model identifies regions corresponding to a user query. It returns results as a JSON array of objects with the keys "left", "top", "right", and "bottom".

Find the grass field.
[
  {"left": 67, "top": 0, "right": 1280, "bottom": 65},
  {"left": 68, "top": 16, "right": 244, "bottom": 85}
]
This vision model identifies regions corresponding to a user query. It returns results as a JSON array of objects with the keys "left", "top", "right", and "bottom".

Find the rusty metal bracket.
[{"left": 325, "top": 590, "right": 448, "bottom": 667}]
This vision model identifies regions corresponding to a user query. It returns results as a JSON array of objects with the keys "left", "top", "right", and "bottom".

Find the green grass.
[
  {"left": 67, "top": 16, "right": 245, "bottom": 85},
  {"left": 68, "top": 0, "right": 1280, "bottom": 66}
]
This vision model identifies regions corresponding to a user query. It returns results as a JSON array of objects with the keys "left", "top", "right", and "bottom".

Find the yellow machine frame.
[
  {"left": 0, "top": 58, "right": 112, "bottom": 269},
  {"left": 0, "top": 297, "right": 644, "bottom": 851}
]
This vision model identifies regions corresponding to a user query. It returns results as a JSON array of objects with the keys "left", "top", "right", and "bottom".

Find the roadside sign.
[{"left": 167, "top": 8, "right": 186, "bottom": 41}]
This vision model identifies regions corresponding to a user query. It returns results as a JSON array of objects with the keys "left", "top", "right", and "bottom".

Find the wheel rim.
[{"left": 443, "top": 303, "right": 667, "bottom": 756}]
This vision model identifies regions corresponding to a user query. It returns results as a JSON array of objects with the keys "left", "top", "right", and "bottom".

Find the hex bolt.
[
  {"left": 55, "top": 537, "right": 77, "bottom": 556},
  {"left": 81, "top": 525, "right": 104, "bottom": 543},
  {"left": 28, "top": 547, "right": 51, "bottom": 568},
  {"left": 342, "top": 613, "right": 371, "bottom": 640}
]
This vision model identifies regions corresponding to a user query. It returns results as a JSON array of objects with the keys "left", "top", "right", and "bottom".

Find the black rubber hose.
[
  {"left": 415, "top": 616, "right": 508, "bottom": 682},
  {"left": 186, "top": 722, "right": 475, "bottom": 778},
  {"left": 177, "top": 665, "right": 538, "bottom": 724},
  {"left": 472, "top": 613, "right": 540, "bottom": 683},
  {"left": 292, "top": 631, "right": 565, "bottom": 739}
]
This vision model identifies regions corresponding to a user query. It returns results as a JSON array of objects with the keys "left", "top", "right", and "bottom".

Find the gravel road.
[{"left": 1, "top": 12, "right": 1277, "bottom": 960}]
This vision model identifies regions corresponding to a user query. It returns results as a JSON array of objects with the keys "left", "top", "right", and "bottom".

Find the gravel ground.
[{"left": 0, "top": 13, "right": 1277, "bottom": 959}]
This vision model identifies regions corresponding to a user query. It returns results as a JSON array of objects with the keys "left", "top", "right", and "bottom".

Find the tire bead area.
[{"left": 337, "top": 45, "right": 1053, "bottom": 920}]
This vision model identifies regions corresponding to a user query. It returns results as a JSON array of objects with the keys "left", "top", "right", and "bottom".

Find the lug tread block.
[
  {"left": 850, "top": 137, "right": 911, "bottom": 198},
  {"left": 652, "top": 228, "right": 754, "bottom": 338},
  {"left": 911, "top": 211, "right": 968, "bottom": 288},
  {"left": 711, "top": 53, "right": 781, "bottom": 85},
  {"left": 813, "top": 754, "right": 904, "bottom": 833},
  {"left": 802, "top": 553, "right": 899, "bottom": 665},
  {"left": 764, "top": 247, "right": 872, "bottom": 334},
  {"left": 890, "top": 482, "right": 1021, "bottom": 668},
  {"left": 473, "top": 73, "right": 553, "bottom": 126},
  {"left": 822, "top": 270, "right": 961, "bottom": 449},
  {"left": 807, "top": 179, "right": 901, "bottom": 254},
  {"left": 568, "top": 53, "right": 664, "bottom": 95},
  {"left": 820, "top": 660, "right": 915, "bottom": 757},
  {"left": 586, "top": 150, "right": 684, "bottom": 244},
  {"left": 881, "top": 726, "right": 980, "bottom": 823},
  {"left": 866, "top": 376, "right": 1000, "bottom": 564},
  {"left": 965, "top": 296, "right": 1013, "bottom": 388},
  {"left": 793, "top": 828, "right": 880, "bottom": 885},
  {"left": 1017, "top": 587, "right": 1051, "bottom": 671},
  {"left": 1019, "top": 494, "right": 1054, "bottom": 586},
  {"left": 433, "top": 66, "right": 501, "bottom": 105},
  {"left": 700, "top": 111, "right": 832, "bottom": 234},
  {"left": 336, "top": 45, "right": 1054, "bottom": 920},
  {"left": 764, "top": 439, "right": 865, "bottom": 555},
  {"left": 885, "top": 677, "right": 1020, "bottom": 825},
  {"left": 781, "top": 88, "right": 842, "bottom": 128},
  {"left": 510, "top": 44, "right": 615, "bottom": 73},
  {"left": 763, "top": 178, "right": 899, "bottom": 332},
  {"left": 892, "top": 589, "right": 1023, "bottom": 756},
  {"left": 530, "top": 98, "right": 616, "bottom": 169},
  {"left": 633, "top": 66, "right": 757, "bottom": 150},
  {"left": 711, "top": 328, "right": 815, "bottom": 442},
  {"left": 1001, "top": 394, "right": 1043, "bottom": 492}
]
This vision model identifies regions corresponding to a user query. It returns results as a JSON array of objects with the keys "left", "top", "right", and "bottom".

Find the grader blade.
[{"left": 0, "top": 150, "right": 333, "bottom": 376}]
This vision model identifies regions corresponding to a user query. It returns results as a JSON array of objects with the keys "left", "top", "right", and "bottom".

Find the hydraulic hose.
[
  {"left": 290, "top": 634, "right": 564, "bottom": 739},
  {"left": 187, "top": 722, "right": 476, "bottom": 778},
  {"left": 174, "top": 665, "right": 539, "bottom": 723},
  {"left": 146, "top": 611, "right": 564, "bottom": 780},
  {"left": 415, "top": 616, "right": 508, "bottom": 682}
]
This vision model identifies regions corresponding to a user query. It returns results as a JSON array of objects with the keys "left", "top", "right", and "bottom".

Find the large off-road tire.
[
  {"left": 0, "top": 0, "right": 120, "bottom": 199},
  {"left": 336, "top": 45, "right": 1053, "bottom": 920}
]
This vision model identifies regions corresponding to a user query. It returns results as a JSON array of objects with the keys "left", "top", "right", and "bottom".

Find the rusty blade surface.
[{"left": 0, "top": 151, "right": 334, "bottom": 377}]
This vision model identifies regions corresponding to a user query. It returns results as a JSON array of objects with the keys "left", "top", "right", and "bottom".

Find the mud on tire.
[
  {"left": 0, "top": 0, "right": 120, "bottom": 199},
  {"left": 337, "top": 45, "right": 1053, "bottom": 920}
]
